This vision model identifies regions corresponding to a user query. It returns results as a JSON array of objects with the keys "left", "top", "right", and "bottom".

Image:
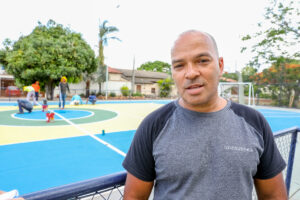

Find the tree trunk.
[
  {"left": 86, "top": 80, "right": 90, "bottom": 98},
  {"left": 293, "top": 83, "right": 300, "bottom": 108},
  {"left": 45, "top": 80, "right": 55, "bottom": 100},
  {"left": 98, "top": 82, "right": 102, "bottom": 95}
]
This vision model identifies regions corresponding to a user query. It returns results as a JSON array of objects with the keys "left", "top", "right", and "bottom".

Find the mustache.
[{"left": 183, "top": 79, "right": 206, "bottom": 88}]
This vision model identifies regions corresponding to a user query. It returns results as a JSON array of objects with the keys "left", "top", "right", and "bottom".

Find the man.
[
  {"left": 122, "top": 30, "right": 287, "bottom": 199},
  {"left": 17, "top": 99, "right": 33, "bottom": 114},
  {"left": 23, "top": 85, "right": 37, "bottom": 105},
  {"left": 59, "top": 76, "right": 70, "bottom": 109},
  {"left": 32, "top": 81, "right": 40, "bottom": 101}
]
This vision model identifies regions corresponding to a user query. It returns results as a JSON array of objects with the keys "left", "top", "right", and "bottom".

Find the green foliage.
[
  {"left": 254, "top": 59, "right": 300, "bottom": 107},
  {"left": 157, "top": 78, "right": 173, "bottom": 97},
  {"left": 1, "top": 19, "right": 97, "bottom": 99},
  {"left": 132, "top": 92, "right": 142, "bottom": 97},
  {"left": 241, "top": 0, "right": 299, "bottom": 68},
  {"left": 221, "top": 72, "right": 238, "bottom": 82},
  {"left": 109, "top": 92, "right": 116, "bottom": 97},
  {"left": 120, "top": 85, "right": 129, "bottom": 97},
  {"left": 138, "top": 61, "right": 171, "bottom": 74},
  {"left": 241, "top": 66, "right": 257, "bottom": 82},
  {"left": 97, "top": 91, "right": 105, "bottom": 96}
]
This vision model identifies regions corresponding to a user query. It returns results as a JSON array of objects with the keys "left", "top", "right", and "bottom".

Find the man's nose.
[{"left": 185, "top": 63, "right": 200, "bottom": 79}]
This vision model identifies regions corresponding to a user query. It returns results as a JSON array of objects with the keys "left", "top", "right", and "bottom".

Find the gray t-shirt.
[{"left": 122, "top": 100, "right": 286, "bottom": 200}]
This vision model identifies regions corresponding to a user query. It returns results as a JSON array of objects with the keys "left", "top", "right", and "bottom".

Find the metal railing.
[{"left": 22, "top": 127, "right": 299, "bottom": 200}]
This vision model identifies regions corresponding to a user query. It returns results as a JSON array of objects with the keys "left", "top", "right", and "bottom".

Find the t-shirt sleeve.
[
  {"left": 254, "top": 115, "right": 286, "bottom": 179},
  {"left": 122, "top": 116, "right": 156, "bottom": 182},
  {"left": 122, "top": 102, "right": 176, "bottom": 182}
]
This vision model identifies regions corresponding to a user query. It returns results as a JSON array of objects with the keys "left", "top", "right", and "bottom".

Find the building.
[
  {"left": 52, "top": 67, "right": 176, "bottom": 98},
  {"left": 0, "top": 64, "right": 15, "bottom": 96}
]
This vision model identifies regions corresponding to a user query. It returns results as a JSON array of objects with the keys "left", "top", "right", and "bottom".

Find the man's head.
[
  {"left": 36, "top": 81, "right": 39, "bottom": 85},
  {"left": 61, "top": 76, "right": 67, "bottom": 83},
  {"left": 171, "top": 30, "right": 224, "bottom": 112}
]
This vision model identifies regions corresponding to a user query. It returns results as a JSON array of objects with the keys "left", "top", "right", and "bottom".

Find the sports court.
[{"left": 0, "top": 100, "right": 299, "bottom": 198}]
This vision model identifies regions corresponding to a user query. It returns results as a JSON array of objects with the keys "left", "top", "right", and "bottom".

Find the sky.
[{"left": 0, "top": 0, "right": 272, "bottom": 72}]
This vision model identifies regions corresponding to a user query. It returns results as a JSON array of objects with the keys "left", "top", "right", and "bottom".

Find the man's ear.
[{"left": 218, "top": 57, "right": 224, "bottom": 77}]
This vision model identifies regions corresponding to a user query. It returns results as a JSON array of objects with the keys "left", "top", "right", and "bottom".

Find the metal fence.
[{"left": 21, "top": 127, "right": 299, "bottom": 200}]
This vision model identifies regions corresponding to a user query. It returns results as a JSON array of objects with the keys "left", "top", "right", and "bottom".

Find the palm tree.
[{"left": 97, "top": 20, "right": 120, "bottom": 94}]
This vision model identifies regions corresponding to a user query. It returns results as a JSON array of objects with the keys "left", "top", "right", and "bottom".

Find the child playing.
[{"left": 86, "top": 93, "right": 97, "bottom": 105}]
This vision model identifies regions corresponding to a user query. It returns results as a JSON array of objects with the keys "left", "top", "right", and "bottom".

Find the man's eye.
[
  {"left": 198, "top": 59, "right": 209, "bottom": 63},
  {"left": 173, "top": 64, "right": 183, "bottom": 69}
]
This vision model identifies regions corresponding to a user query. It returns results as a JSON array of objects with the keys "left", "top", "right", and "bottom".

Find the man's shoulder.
[
  {"left": 138, "top": 101, "right": 177, "bottom": 134},
  {"left": 230, "top": 102, "right": 262, "bottom": 117},
  {"left": 229, "top": 102, "right": 267, "bottom": 132},
  {"left": 145, "top": 101, "right": 177, "bottom": 121}
]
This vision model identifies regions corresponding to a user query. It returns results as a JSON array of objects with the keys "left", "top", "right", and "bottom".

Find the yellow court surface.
[{"left": 0, "top": 102, "right": 164, "bottom": 145}]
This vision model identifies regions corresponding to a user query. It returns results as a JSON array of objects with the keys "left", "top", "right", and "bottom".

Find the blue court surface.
[
  {"left": 0, "top": 100, "right": 299, "bottom": 195},
  {"left": 13, "top": 109, "right": 94, "bottom": 120},
  {"left": 0, "top": 130, "right": 135, "bottom": 194}
]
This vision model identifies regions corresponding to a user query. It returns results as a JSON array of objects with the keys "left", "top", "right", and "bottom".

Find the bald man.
[{"left": 122, "top": 30, "right": 287, "bottom": 200}]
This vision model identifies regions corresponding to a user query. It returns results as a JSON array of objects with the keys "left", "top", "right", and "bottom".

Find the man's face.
[{"left": 171, "top": 32, "right": 224, "bottom": 110}]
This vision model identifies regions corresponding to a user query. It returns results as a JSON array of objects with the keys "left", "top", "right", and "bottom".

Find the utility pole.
[
  {"left": 105, "top": 65, "right": 108, "bottom": 100},
  {"left": 131, "top": 56, "right": 135, "bottom": 96}
]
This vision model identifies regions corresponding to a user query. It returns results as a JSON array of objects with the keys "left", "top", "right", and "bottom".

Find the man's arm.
[
  {"left": 254, "top": 172, "right": 287, "bottom": 200},
  {"left": 0, "top": 191, "right": 24, "bottom": 200},
  {"left": 123, "top": 172, "right": 154, "bottom": 200}
]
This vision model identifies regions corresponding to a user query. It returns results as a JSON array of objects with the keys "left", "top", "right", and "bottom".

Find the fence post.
[{"left": 285, "top": 128, "right": 299, "bottom": 195}]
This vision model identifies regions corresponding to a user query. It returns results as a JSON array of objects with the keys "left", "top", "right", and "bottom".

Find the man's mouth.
[
  {"left": 186, "top": 84, "right": 204, "bottom": 90},
  {"left": 184, "top": 83, "right": 205, "bottom": 95}
]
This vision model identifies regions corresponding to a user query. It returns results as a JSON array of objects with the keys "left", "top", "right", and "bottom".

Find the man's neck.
[{"left": 179, "top": 97, "right": 227, "bottom": 113}]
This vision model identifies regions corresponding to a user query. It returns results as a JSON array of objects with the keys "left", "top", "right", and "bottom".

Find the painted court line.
[
  {"left": 11, "top": 110, "right": 95, "bottom": 121},
  {"left": 37, "top": 102, "right": 126, "bottom": 157}
]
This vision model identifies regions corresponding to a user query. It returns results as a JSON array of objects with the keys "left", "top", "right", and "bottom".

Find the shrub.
[
  {"left": 120, "top": 86, "right": 130, "bottom": 97},
  {"left": 97, "top": 92, "right": 105, "bottom": 97},
  {"left": 157, "top": 78, "right": 173, "bottom": 97},
  {"left": 132, "top": 92, "right": 142, "bottom": 97},
  {"left": 109, "top": 92, "right": 116, "bottom": 97}
]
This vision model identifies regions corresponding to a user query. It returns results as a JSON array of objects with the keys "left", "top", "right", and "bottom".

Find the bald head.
[{"left": 171, "top": 30, "right": 219, "bottom": 58}]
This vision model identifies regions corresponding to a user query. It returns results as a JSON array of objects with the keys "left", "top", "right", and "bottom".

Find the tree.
[
  {"left": 0, "top": 20, "right": 97, "bottom": 100},
  {"left": 241, "top": 0, "right": 299, "bottom": 67},
  {"left": 241, "top": 0, "right": 299, "bottom": 106},
  {"left": 252, "top": 60, "right": 300, "bottom": 107},
  {"left": 97, "top": 20, "right": 120, "bottom": 93},
  {"left": 138, "top": 61, "right": 171, "bottom": 74},
  {"left": 241, "top": 66, "right": 257, "bottom": 82}
]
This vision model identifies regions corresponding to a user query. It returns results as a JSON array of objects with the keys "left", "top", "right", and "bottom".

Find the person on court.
[
  {"left": 17, "top": 99, "right": 33, "bottom": 114},
  {"left": 58, "top": 76, "right": 70, "bottom": 109},
  {"left": 31, "top": 81, "right": 40, "bottom": 101},
  {"left": 86, "top": 92, "right": 97, "bottom": 105},
  {"left": 70, "top": 94, "right": 83, "bottom": 105},
  {"left": 23, "top": 85, "right": 37, "bottom": 105},
  {"left": 122, "top": 30, "right": 287, "bottom": 199}
]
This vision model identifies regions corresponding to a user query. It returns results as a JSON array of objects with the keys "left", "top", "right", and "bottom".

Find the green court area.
[{"left": 0, "top": 108, "right": 117, "bottom": 126}]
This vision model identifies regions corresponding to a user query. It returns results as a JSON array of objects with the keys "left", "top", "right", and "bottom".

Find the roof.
[
  {"left": 114, "top": 68, "right": 169, "bottom": 79},
  {"left": 108, "top": 67, "right": 122, "bottom": 74},
  {"left": 220, "top": 77, "right": 237, "bottom": 82},
  {"left": 0, "top": 74, "right": 14, "bottom": 80}
]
